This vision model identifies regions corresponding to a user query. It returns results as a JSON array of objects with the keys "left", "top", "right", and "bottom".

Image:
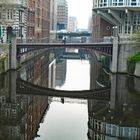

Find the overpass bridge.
[
  {"left": 16, "top": 42, "right": 113, "bottom": 57},
  {"left": 16, "top": 78, "right": 110, "bottom": 101},
  {"left": 57, "top": 31, "right": 91, "bottom": 38}
]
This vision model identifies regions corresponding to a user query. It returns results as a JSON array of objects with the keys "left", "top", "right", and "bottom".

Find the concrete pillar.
[
  {"left": 111, "top": 37, "right": 119, "bottom": 73},
  {"left": 9, "top": 37, "right": 17, "bottom": 69}
]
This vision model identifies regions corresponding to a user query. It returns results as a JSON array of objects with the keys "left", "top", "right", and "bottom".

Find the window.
[{"left": 131, "top": 0, "right": 136, "bottom": 5}]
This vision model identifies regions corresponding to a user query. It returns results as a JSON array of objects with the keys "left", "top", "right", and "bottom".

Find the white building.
[
  {"left": 67, "top": 16, "right": 77, "bottom": 32},
  {"left": 57, "top": 0, "right": 68, "bottom": 30},
  {"left": 93, "top": 0, "right": 140, "bottom": 36},
  {"left": 0, "top": 0, "right": 28, "bottom": 43}
]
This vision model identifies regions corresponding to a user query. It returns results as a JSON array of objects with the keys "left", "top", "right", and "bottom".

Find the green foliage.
[
  {"left": 127, "top": 52, "right": 140, "bottom": 74},
  {"left": 128, "top": 52, "right": 140, "bottom": 63}
]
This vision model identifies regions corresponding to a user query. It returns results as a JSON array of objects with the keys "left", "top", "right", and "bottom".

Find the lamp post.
[{"left": 112, "top": 26, "right": 118, "bottom": 37}]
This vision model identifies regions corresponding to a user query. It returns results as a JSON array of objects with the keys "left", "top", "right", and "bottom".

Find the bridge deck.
[{"left": 17, "top": 43, "right": 113, "bottom": 57}]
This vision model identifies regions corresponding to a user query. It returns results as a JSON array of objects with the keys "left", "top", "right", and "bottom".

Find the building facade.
[
  {"left": 92, "top": 0, "right": 140, "bottom": 41},
  {"left": 67, "top": 16, "right": 77, "bottom": 32},
  {"left": 57, "top": 0, "right": 68, "bottom": 30},
  {"left": 50, "top": 0, "right": 57, "bottom": 31},
  {"left": 27, "top": 0, "right": 35, "bottom": 43},
  {"left": 34, "top": 0, "right": 50, "bottom": 43},
  {"left": 0, "top": 0, "right": 28, "bottom": 43}
]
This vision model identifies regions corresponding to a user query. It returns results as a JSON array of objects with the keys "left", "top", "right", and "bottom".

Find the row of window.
[
  {"left": 94, "top": 0, "right": 140, "bottom": 7},
  {"left": 0, "top": 10, "right": 24, "bottom": 22}
]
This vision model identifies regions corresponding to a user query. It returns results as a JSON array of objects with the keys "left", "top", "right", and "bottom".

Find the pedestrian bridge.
[
  {"left": 16, "top": 78, "right": 110, "bottom": 100},
  {"left": 17, "top": 43, "right": 113, "bottom": 57}
]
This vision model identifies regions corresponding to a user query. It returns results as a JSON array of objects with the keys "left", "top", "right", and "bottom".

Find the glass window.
[{"left": 131, "top": 0, "right": 136, "bottom": 5}]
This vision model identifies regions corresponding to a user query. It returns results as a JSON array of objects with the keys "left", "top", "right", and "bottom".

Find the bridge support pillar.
[
  {"left": 9, "top": 37, "right": 17, "bottom": 70},
  {"left": 111, "top": 37, "right": 119, "bottom": 73}
]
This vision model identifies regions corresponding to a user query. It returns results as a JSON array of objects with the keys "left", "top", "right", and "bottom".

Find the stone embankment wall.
[
  {"left": 0, "top": 44, "right": 9, "bottom": 74},
  {"left": 111, "top": 37, "right": 140, "bottom": 77},
  {"left": 117, "top": 43, "right": 140, "bottom": 73},
  {"left": 135, "top": 61, "right": 140, "bottom": 77}
]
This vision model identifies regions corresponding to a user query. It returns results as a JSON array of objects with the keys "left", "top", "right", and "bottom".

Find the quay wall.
[
  {"left": 135, "top": 61, "right": 140, "bottom": 77},
  {"left": 111, "top": 38, "right": 140, "bottom": 77},
  {"left": 0, "top": 44, "right": 9, "bottom": 74}
]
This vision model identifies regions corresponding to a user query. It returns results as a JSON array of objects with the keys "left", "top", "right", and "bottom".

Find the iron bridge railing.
[{"left": 16, "top": 43, "right": 113, "bottom": 57}]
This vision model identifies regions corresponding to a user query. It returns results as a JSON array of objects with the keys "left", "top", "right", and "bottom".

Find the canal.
[{"left": 0, "top": 48, "right": 140, "bottom": 140}]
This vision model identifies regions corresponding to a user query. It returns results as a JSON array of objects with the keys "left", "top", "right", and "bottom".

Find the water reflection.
[
  {"left": 88, "top": 74, "right": 140, "bottom": 140},
  {"left": 0, "top": 48, "right": 140, "bottom": 140}
]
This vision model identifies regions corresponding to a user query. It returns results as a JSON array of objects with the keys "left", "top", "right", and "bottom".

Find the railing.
[
  {"left": 93, "top": 0, "right": 140, "bottom": 8},
  {"left": 16, "top": 42, "right": 113, "bottom": 57}
]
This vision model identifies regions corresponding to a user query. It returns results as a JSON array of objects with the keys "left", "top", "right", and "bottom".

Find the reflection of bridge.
[
  {"left": 17, "top": 43, "right": 113, "bottom": 57},
  {"left": 16, "top": 78, "right": 110, "bottom": 100}
]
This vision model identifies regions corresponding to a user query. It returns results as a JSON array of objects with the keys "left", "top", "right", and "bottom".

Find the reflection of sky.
[
  {"left": 56, "top": 60, "right": 90, "bottom": 90},
  {"left": 35, "top": 102, "right": 88, "bottom": 140},
  {"left": 35, "top": 60, "right": 89, "bottom": 140}
]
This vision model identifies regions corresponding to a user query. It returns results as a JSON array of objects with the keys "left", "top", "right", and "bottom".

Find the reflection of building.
[
  {"left": 57, "top": 0, "right": 68, "bottom": 30},
  {"left": 0, "top": 61, "right": 50, "bottom": 139},
  {"left": 48, "top": 53, "right": 56, "bottom": 88},
  {"left": 92, "top": 0, "right": 140, "bottom": 41},
  {"left": 55, "top": 59, "right": 66, "bottom": 87},
  {"left": 88, "top": 74, "right": 140, "bottom": 140}
]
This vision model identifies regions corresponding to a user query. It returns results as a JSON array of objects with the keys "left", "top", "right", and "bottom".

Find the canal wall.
[
  {"left": 0, "top": 44, "right": 9, "bottom": 74},
  {"left": 135, "top": 61, "right": 140, "bottom": 77},
  {"left": 111, "top": 37, "right": 140, "bottom": 77}
]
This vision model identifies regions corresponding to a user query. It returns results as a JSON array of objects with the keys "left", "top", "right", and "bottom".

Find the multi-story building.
[
  {"left": 0, "top": 0, "right": 28, "bottom": 43},
  {"left": 50, "top": 0, "right": 57, "bottom": 42},
  {"left": 67, "top": 16, "right": 77, "bottom": 32},
  {"left": 27, "top": 0, "right": 35, "bottom": 42},
  {"left": 92, "top": 0, "right": 140, "bottom": 41},
  {"left": 34, "top": 0, "right": 50, "bottom": 43},
  {"left": 50, "top": 0, "right": 57, "bottom": 31},
  {"left": 57, "top": 0, "right": 68, "bottom": 30}
]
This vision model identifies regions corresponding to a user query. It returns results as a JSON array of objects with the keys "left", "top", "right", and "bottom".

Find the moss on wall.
[{"left": 127, "top": 52, "right": 140, "bottom": 75}]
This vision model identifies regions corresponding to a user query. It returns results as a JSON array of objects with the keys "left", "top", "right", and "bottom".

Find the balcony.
[{"left": 93, "top": 0, "right": 140, "bottom": 9}]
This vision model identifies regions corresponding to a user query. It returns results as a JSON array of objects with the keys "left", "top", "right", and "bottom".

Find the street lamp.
[{"left": 112, "top": 26, "right": 118, "bottom": 37}]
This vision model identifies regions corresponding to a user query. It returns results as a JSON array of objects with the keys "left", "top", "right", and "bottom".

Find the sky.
[{"left": 67, "top": 0, "right": 93, "bottom": 29}]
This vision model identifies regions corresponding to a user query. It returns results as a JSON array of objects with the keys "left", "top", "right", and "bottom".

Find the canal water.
[
  {"left": 0, "top": 48, "right": 140, "bottom": 140},
  {"left": 35, "top": 59, "right": 90, "bottom": 140}
]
